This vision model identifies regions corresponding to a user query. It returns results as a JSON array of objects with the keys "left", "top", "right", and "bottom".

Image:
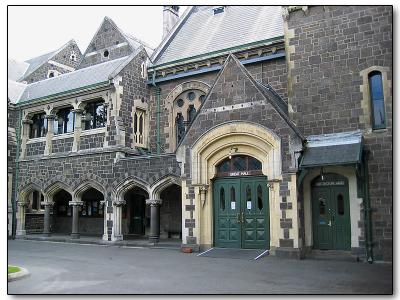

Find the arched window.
[
  {"left": 174, "top": 89, "right": 206, "bottom": 145},
  {"left": 368, "top": 71, "right": 386, "bottom": 129},
  {"left": 82, "top": 100, "right": 107, "bottom": 130},
  {"left": 29, "top": 112, "right": 47, "bottom": 139},
  {"left": 54, "top": 107, "right": 75, "bottom": 135},
  {"left": 134, "top": 109, "right": 146, "bottom": 147},
  {"left": 215, "top": 155, "right": 263, "bottom": 177}
]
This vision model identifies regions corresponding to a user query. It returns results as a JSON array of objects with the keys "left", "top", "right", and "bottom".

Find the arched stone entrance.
[
  {"left": 52, "top": 189, "right": 73, "bottom": 234},
  {"left": 159, "top": 184, "right": 182, "bottom": 239},
  {"left": 177, "top": 121, "right": 284, "bottom": 250},
  {"left": 123, "top": 186, "right": 149, "bottom": 237}
]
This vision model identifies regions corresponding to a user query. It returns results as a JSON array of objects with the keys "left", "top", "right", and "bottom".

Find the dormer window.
[{"left": 213, "top": 6, "right": 225, "bottom": 15}]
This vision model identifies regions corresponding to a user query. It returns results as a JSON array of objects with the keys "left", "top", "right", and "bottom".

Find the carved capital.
[
  {"left": 41, "top": 201, "right": 54, "bottom": 207},
  {"left": 72, "top": 108, "right": 84, "bottom": 114},
  {"left": 17, "top": 201, "right": 28, "bottom": 207},
  {"left": 45, "top": 114, "right": 56, "bottom": 120},
  {"left": 145, "top": 199, "right": 163, "bottom": 207},
  {"left": 69, "top": 201, "right": 84, "bottom": 206},
  {"left": 113, "top": 199, "right": 126, "bottom": 207},
  {"left": 22, "top": 119, "right": 33, "bottom": 125}
]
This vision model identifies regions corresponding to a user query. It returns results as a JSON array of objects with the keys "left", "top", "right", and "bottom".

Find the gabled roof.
[
  {"left": 19, "top": 39, "right": 78, "bottom": 81},
  {"left": 152, "top": 6, "right": 284, "bottom": 67},
  {"left": 17, "top": 46, "right": 143, "bottom": 104},
  {"left": 8, "top": 58, "right": 29, "bottom": 81},
  {"left": 79, "top": 16, "right": 154, "bottom": 64}
]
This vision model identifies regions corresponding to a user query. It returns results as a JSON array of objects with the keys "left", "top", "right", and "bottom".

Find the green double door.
[
  {"left": 312, "top": 175, "right": 351, "bottom": 250},
  {"left": 213, "top": 176, "right": 269, "bottom": 249}
]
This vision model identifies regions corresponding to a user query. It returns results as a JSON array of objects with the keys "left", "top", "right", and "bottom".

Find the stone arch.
[
  {"left": 113, "top": 177, "right": 150, "bottom": 203},
  {"left": 165, "top": 80, "right": 211, "bottom": 151},
  {"left": 18, "top": 182, "right": 44, "bottom": 203},
  {"left": 73, "top": 180, "right": 106, "bottom": 201},
  {"left": 183, "top": 120, "right": 282, "bottom": 184},
  {"left": 43, "top": 180, "right": 73, "bottom": 202},
  {"left": 150, "top": 175, "right": 182, "bottom": 199},
  {"left": 177, "top": 121, "right": 283, "bottom": 248}
]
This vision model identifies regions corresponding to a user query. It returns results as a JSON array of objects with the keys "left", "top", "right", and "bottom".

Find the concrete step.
[{"left": 306, "top": 250, "right": 361, "bottom": 262}]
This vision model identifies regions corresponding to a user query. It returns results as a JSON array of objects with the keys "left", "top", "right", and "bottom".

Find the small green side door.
[{"left": 312, "top": 174, "right": 351, "bottom": 250}]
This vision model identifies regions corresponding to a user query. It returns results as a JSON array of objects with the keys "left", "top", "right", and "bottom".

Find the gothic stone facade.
[{"left": 9, "top": 6, "right": 392, "bottom": 262}]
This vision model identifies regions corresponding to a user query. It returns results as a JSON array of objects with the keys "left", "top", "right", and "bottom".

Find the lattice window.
[
  {"left": 173, "top": 89, "right": 206, "bottom": 145},
  {"left": 134, "top": 109, "right": 146, "bottom": 147}
]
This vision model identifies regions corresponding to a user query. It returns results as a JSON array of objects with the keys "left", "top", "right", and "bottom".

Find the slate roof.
[
  {"left": 8, "top": 80, "right": 27, "bottom": 104},
  {"left": 8, "top": 59, "right": 29, "bottom": 81},
  {"left": 300, "top": 131, "right": 363, "bottom": 168},
  {"left": 18, "top": 55, "right": 130, "bottom": 104},
  {"left": 23, "top": 50, "right": 57, "bottom": 79},
  {"left": 152, "top": 6, "right": 284, "bottom": 66}
]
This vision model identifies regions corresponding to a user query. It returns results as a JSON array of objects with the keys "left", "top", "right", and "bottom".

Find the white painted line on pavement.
[
  {"left": 197, "top": 247, "right": 214, "bottom": 256},
  {"left": 254, "top": 249, "right": 269, "bottom": 260}
]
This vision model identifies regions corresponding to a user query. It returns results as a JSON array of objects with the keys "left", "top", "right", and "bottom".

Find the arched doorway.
[
  {"left": 79, "top": 188, "right": 104, "bottom": 235},
  {"left": 52, "top": 189, "right": 73, "bottom": 234},
  {"left": 311, "top": 173, "right": 351, "bottom": 250},
  {"left": 123, "top": 187, "right": 149, "bottom": 237},
  {"left": 213, "top": 155, "right": 270, "bottom": 249},
  {"left": 159, "top": 184, "right": 182, "bottom": 239}
]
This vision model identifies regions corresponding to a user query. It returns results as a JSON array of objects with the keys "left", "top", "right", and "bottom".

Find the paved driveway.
[{"left": 8, "top": 240, "right": 392, "bottom": 294}]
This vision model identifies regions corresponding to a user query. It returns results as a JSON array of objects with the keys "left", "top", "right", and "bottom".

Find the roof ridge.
[{"left": 151, "top": 6, "right": 195, "bottom": 63}]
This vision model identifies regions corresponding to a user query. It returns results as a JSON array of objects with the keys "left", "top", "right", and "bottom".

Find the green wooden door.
[
  {"left": 214, "top": 179, "right": 241, "bottom": 248},
  {"left": 312, "top": 174, "right": 351, "bottom": 250},
  {"left": 130, "top": 197, "right": 145, "bottom": 235},
  {"left": 214, "top": 176, "right": 269, "bottom": 249}
]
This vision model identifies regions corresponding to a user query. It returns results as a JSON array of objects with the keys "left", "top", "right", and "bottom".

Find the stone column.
[
  {"left": 16, "top": 201, "right": 28, "bottom": 236},
  {"left": 69, "top": 200, "right": 83, "bottom": 239},
  {"left": 72, "top": 108, "right": 84, "bottom": 152},
  {"left": 44, "top": 114, "right": 55, "bottom": 155},
  {"left": 20, "top": 119, "right": 32, "bottom": 159},
  {"left": 146, "top": 199, "right": 163, "bottom": 244},
  {"left": 42, "top": 201, "right": 54, "bottom": 237},
  {"left": 112, "top": 199, "right": 125, "bottom": 241}
]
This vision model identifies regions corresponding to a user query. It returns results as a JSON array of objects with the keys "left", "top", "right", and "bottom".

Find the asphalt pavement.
[{"left": 8, "top": 239, "right": 392, "bottom": 294}]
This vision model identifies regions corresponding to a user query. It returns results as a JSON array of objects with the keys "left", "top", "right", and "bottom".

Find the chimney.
[{"left": 163, "top": 6, "right": 180, "bottom": 39}]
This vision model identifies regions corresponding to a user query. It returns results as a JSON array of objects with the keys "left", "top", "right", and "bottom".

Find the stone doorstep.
[
  {"left": 17, "top": 235, "right": 182, "bottom": 250},
  {"left": 8, "top": 266, "right": 30, "bottom": 282}
]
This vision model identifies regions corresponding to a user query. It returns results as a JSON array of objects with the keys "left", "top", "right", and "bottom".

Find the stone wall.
[
  {"left": 80, "top": 133, "right": 105, "bottom": 150},
  {"left": 285, "top": 5, "right": 392, "bottom": 261},
  {"left": 26, "top": 141, "right": 45, "bottom": 157},
  {"left": 23, "top": 41, "right": 82, "bottom": 83},
  {"left": 52, "top": 137, "right": 73, "bottom": 154},
  {"left": 25, "top": 213, "right": 44, "bottom": 233},
  {"left": 78, "top": 18, "right": 132, "bottom": 69},
  {"left": 148, "top": 56, "right": 289, "bottom": 153}
]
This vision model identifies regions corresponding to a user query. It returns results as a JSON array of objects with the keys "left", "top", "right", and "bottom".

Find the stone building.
[{"left": 7, "top": 6, "right": 392, "bottom": 262}]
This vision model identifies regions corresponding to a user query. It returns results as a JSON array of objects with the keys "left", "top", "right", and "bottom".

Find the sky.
[{"left": 8, "top": 5, "right": 188, "bottom": 62}]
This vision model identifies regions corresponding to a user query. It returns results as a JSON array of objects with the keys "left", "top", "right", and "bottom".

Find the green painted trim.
[
  {"left": 150, "top": 36, "right": 284, "bottom": 70},
  {"left": 16, "top": 81, "right": 110, "bottom": 107}
]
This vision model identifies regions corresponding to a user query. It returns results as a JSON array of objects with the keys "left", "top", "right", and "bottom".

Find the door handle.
[
  {"left": 237, "top": 213, "right": 241, "bottom": 223},
  {"left": 328, "top": 220, "right": 332, "bottom": 227}
]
